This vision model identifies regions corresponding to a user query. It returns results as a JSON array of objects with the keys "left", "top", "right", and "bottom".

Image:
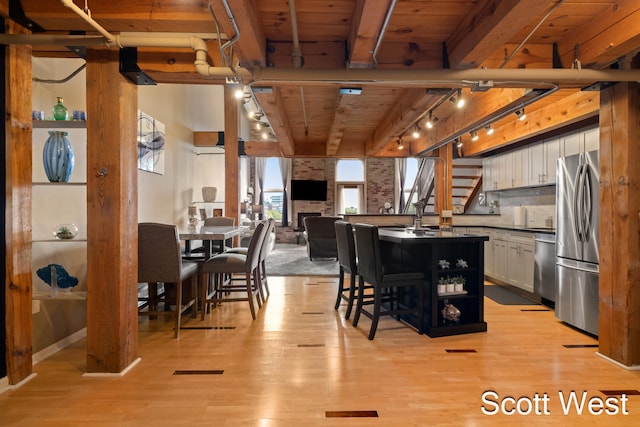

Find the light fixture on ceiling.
[
  {"left": 485, "top": 125, "right": 494, "bottom": 135},
  {"left": 261, "top": 131, "right": 269, "bottom": 140},
  {"left": 470, "top": 130, "right": 479, "bottom": 141},
  {"left": 450, "top": 89, "right": 465, "bottom": 108},
  {"left": 515, "top": 108, "right": 526, "bottom": 120},
  {"left": 397, "top": 137, "right": 404, "bottom": 150},
  {"left": 455, "top": 137, "right": 463, "bottom": 148},
  {"left": 412, "top": 125, "right": 420, "bottom": 139},
  {"left": 234, "top": 88, "right": 244, "bottom": 99},
  {"left": 425, "top": 112, "right": 438, "bottom": 129}
]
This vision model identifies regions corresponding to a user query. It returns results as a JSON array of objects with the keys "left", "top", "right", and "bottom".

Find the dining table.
[{"left": 179, "top": 225, "right": 248, "bottom": 260}]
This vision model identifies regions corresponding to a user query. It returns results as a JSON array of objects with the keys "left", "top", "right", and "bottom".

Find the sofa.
[{"left": 303, "top": 216, "right": 341, "bottom": 261}]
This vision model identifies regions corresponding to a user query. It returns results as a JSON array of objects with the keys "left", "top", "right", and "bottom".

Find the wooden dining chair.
[
  {"left": 138, "top": 222, "right": 198, "bottom": 338},
  {"left": 352, "top": 223, "right": 425, "bottom": 340},
  {"left": 199, "top": 220, "right": 268, "bottom": 320},
  {"left": 334, "top": 220, "right": 360, "bottom": 319}
]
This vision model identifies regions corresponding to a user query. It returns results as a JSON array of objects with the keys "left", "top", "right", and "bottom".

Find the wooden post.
[
  {"left": 435, "top": 144, "right": 453, "bottom": 227},
  {"left": 598, "top": 81, "right": 640, "bottom": 367},
  {"left": 4, "top": 20, "right": 34, "bottom": 385},
  {"left": 224, "top": 85, "right": 239, "bottom": 225},
  {"left": 85, "top": 49, "right": 139, "bottom": 373}
]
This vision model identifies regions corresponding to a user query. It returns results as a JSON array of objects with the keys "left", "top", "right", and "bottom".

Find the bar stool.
[
  {"left": 352, "top": 223, "right": 425, "bottom": 340},
  {"left": 334, "top": 220, "right": 360, "bottom": 319}
]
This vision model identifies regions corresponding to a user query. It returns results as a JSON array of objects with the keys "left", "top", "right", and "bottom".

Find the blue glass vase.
[{"left": 43, "top": 131, "right": 74, "bottom": 182}]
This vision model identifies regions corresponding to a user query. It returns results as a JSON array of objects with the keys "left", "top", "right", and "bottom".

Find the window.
[
  {"left": 262, "top": 158, "right": 284, "bottom": 220},
  {"left": 336, "top": 159, "right": 365, "bottom": 214},
  {"left": 403, "top": 158, "right": 419, "bottom": 213}
]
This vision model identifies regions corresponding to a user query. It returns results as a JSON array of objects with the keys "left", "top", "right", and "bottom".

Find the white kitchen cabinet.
[
  {"left": 511, "top": 148, "right": 529, "bottom": 188},
  {"left": 562, "top": 126, "right": 599, "bottom": 157},
  {"left": 496, "top": 152, "right": 513, "bottom": 190},
  {"left": 492, "top": 231, "right": 509, "bottom": 282},
  {"left": 479, "top": 228, "right": 494, "bottom": 276},
  {"left": 506, "top": 231, "right": 535, "bottom": 293},
  {"left": 482, "top": 157, "right": 497, "bottom": 191},
  {"left": 528, "top": 137, "right": 560, "bottom": 186}
]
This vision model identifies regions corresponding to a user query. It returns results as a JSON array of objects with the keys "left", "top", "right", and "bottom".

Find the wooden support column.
[
  {"left": 434, "top": 144, "right": 453, "bottom": 225},
  {"left": 4, "top": 20, "right": 33, "bottom": 385},
  {"left": 85, "top": 49, "right": 139, "bottom": 374},
  {"left": 224, "top": 85, "right": 239, "bottom": 224},
  {"left": 598, "top": 81, "right": 640, "bottom": 367}
]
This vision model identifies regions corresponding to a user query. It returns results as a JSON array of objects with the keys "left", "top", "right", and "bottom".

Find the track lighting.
[
  {"left": 485, "top": 125, "right": 494, "bottom": 135},
  {"left": 450, "top": 89, "right": 465, "bottom": 108},
  {"left": 455, "top": 137, "right": 463, "bottom": 148},
  {"left": 470, "top": 130, "right": 479, "bottom": 141},
  {"left": 412, "top": 126, "right": 420, "bottom": 139},
  {"left": 425, "top": 113, "right": 438, "bottom": 129},
  {"left": 397, "top": 137, "right": 404, "bottom": 150},
  {"left": 515, "top": 108, "right": 526, "bottom": 121},
  {"left": 234, "top": 88, "right": 244, "bottom": 99}
]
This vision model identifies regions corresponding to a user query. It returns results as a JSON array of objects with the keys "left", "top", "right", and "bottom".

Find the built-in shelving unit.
[{"left": 31, "top": 122, "right": 87, "bottom": 298}]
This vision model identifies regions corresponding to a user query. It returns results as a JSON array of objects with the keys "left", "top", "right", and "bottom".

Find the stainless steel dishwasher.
[{"left": 534, "top": 233, "right": 556, "bottom": 307}]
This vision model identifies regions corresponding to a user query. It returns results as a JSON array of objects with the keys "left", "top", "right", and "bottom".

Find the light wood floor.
[{"left": 2, "top": 276, "right": 639, "bottom": 426}]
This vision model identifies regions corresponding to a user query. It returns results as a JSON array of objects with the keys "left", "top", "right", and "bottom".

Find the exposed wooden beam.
[
  {"left": 463, "top": 90, "right": 600, "bottom": 157},
  {"left": 447, "top": 0, "right": 551, "bottom": 69},
  {"left": 325, "top": 90, "right": 360, "bottom": 156},
  {"left": 254, "top": 88, "right": 294, "bottom": 157},
  {"left": 348, "top": 0, "right": 394, "bottom": 68},
  {"left": 244, "top": 141, "right": 281, "bottom": 157},
  {"left": 369, "top": 89, "right": 443, "bottom": 156},
  {"left": 412, "top": 88, "right": 530, "bottom": 155},
  {"left": 208, "top": 0, "right": 267, "bottom": 67},
  {"left": 557, "top": 3, "right": 640, "bottom": 69}
]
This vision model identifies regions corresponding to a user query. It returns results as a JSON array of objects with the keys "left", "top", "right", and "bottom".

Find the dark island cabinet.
[{"left": 378, "top": 229, "right": 489, "bottom": 337}]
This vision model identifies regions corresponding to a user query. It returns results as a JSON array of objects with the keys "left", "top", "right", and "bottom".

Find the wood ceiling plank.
[
  {"left": 447, "top": 0, "right": 553, "bottom": 69},
  {"left": 348, "top": 0, "right": 394, "bottom": 68},
  {"left": 556, "top": 4, "right": 640, "bottom": 69},
  {"left": 462, "top": 90, "right": 600, "bottom": 157},
  {"left": 266, "top": 41, "right": 346, "bottom": 68},
  {"left": 244, "top": 141, "right": 282, "bottom": 157}
]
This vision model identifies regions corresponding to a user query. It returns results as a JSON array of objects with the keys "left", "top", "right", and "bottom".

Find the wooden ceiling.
[{"left": 13, "top": 0, "right": 640, "bottom": 158}]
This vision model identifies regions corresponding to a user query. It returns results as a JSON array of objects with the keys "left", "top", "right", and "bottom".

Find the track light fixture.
[
  {"left": 425, "top": 112, "right": 438, "bottom": 129},
  {"left": 485, "top": 125, "right": 494, "bottom": 135},
  {"left": 397, "top": 137, "right": 404, "bottom": 150},
  {"left": 470, "top": 130, "right": 479, "bottom": 141},
  {"left": 412, "top": 125, "right": 420, "bottom": 139},
  {"left": 455, "top": 137, "right": 463, "bottom": 148},
  {"left": 450, "top": 89, "right": 465, "bottom": 108},
  {"left": 515, "top": 108, "right": 526, "bottom": 121}
]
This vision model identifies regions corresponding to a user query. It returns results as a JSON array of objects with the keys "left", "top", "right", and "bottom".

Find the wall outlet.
[{"left": 32, "top": 300, "right": 40, "bottom": 314}]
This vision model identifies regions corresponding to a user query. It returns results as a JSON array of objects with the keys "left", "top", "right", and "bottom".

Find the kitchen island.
[{"left": 378, "top": 228, "right": 489, "bottom": 337}]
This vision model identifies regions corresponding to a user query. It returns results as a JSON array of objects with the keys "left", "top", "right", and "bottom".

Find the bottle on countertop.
[{"left": 52, "top": 96, "right": 68, "bottom": 121}]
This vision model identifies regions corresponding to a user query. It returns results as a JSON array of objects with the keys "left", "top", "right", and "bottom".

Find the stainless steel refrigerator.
[{"left": 555, "top": 150, "right": 599, "bottom": 336}]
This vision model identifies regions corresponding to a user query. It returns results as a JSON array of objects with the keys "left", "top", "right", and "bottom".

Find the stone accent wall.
[{"left": 366, "top": 158, "right": 395, "bottom": 213}]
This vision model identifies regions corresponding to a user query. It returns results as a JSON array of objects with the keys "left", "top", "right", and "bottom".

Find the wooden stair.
[{"left": 424, "top": 158, "right": 483, "bottom": 214}]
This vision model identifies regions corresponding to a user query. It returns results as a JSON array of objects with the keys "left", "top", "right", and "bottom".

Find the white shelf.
[{"left": 33, "top": 291, "right": 87, "bottom": 300}]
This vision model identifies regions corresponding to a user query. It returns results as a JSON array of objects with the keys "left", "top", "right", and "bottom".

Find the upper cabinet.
[{"left": 484, "top": 126, "right": 599, "bottom": 192}]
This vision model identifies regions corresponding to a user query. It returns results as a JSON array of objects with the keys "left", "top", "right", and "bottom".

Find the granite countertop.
[{"left": 464, "top": 225, "right": 556, "bottom": 234}]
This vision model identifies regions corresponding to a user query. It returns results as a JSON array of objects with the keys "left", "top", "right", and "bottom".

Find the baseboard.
[
  {"left": 82, "top": 357, "right": 142, "bottom": 377},
  {"left": 0, "top": 373, "right": 38, "bottom": 394},
  {"left": 32, "top": 327, "right": 87, "bottom": 365},
  {"left": 596, "top": 352, "right": 640, "bottom": 371}
]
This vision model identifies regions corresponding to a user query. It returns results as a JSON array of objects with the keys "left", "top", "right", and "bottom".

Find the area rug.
[
  {"left": 484, "top": 285, "right": 540, "bottom": 305},
  {"left": 265, "top": 244, "right": 339, "bottom": 276}
]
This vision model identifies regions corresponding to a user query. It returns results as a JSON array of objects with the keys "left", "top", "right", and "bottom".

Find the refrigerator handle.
[
  {"left": 572, "top": 164, "right": 582, "bottom": 240},
  {"left": 583, "top": 163, "right": 593, "bottom": 241},
  {"left": 574, "top": 163, "right": 586, "bottom": 242}
]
